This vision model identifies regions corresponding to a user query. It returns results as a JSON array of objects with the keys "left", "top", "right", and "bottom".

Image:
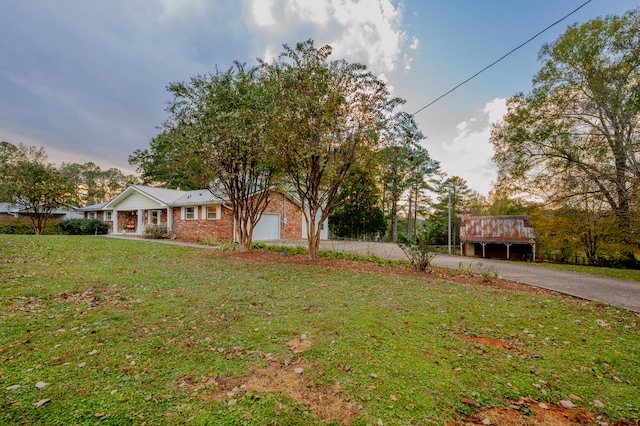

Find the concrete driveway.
[{"left": 278, "top": 240, "right": 640, "bottom": 313}]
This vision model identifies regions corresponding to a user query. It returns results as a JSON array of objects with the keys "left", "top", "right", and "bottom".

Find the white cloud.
[
  {"left": 287, "top": 0, "right": 331, "bottom": 26},
  {"left": 439, "top": 98, "right": 507, "bottom": 194},
  {"left": 409, "top": 36, "right": 419, "bottom": 50},
  {"left": 248, "top": 0, "right": 410, "bottom": 74},
  {"left": 250, "top": 0, "right": 276, "bottom": 27}
]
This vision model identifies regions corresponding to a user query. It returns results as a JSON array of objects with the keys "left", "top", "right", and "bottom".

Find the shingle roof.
[{"left": 173, "top": 189, "right": 224, "bottom": 206}]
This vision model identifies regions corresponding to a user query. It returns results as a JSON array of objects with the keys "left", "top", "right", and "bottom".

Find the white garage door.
[{"left": 252, "top": 213, "right": 280, "bottom": 241}]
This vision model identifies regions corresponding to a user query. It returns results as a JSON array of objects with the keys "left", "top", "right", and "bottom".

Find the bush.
[
  {"left": 397, "top": 226, "right": 437, "bottom": 271},
  {"left": 591, "top": 255, "right": 640, "bottom": 270},
  {"left": 143, "top": 224, "right": 170, "bottom": 239},
  {"left": 59, "top": 219, "right": 109, "bottom": 235},
  {"left": 0, "top": 219, "right": 36, "bottom": 234},
  {"left": 0, "top": 218, "right": 62, "bottom": 235}
]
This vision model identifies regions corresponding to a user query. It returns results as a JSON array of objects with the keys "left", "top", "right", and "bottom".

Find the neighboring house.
[
  {"left": 80, "top": 184, "right": 328, "bottom": 242},
  {"left": 460, "top": 215, "right": 536, "bottom": 261},
  {"left": 0, "top": 202, "right": 83, "bottom": 221}
]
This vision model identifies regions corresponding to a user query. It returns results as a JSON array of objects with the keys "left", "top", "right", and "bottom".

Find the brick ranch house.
[
  {"left": 80, "top": 185, "right": 328, "bottom": 242},
  {"left": 460, "top": 215, "right": 536, "bottom": 261}
]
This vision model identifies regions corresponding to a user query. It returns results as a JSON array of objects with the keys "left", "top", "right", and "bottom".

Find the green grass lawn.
[
  {"left": 1, "top": 235, "right": 639, "bottom": 425},
  {"left": 523, "top": 261, "right": 640, "bottom": 282}
]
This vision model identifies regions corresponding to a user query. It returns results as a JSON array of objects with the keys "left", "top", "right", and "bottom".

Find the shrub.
[
  {"left": 59, "top": 218, "right": 109, "bottom": 235},
  {"left": 0, "top": 219, "right": 36, "bottom": 234},
  {"left": 143, "top": 224, "right": 170, "bottom": 239},
  {"left": 0, "top": 218, "right": 64, "bottom": 235},
  {"left": 397, "top": 225, "right": 437, "bottom": 271}
]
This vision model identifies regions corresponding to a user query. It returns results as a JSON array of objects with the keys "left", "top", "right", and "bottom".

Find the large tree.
[
  {"left": 59, "top": 162, "right": 138, "bottom": 206},
  {"left": 129, "top": 127, "right": 211, "bottom": 190},
  {"left": 328, "top": 159, "right": 387, "bottom": 240},
  {"left": 429, "top": 176, "right": 473, "bottom": 247},
  {"left": 0, "top": 143, "right": 74, "bottom": 234},
  {"left": 491, "top": 8, "right": 640, "bottom": 256},
  {"left": 377, "top": 112, "right": 432, "bottom": 242},
  {"left": 151, "top": 63, "right": 280, "bottom": 251},
  {"left": 264, "top": 40, "right": 393, "bottom": 259}
]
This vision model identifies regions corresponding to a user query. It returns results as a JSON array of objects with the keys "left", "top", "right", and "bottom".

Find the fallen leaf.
[
  {"left": 35, "top": 381, "right": 46, "bottom": 389},
  {"left": 6, "top": 385, "right": 20, "bottom": 391},
  {"left": 110, "top": 389, "right": 117, "bottom": 395},
  {"left": 538, "top": 402, "right": 549, "bottom": 410},
  {"left": 94, "top": 412, "right": 105, "bottom": 418},
  {"left": 78, "top": 362, "right": 86, "bottom": 368},
  {"left": 593, "top": 399, "right": 605, "bottom": 408},
  {"left": 33, "top": 398, "right": 51, "bottom": 408},
  {"left": 560, "top": 399, "right": 576, "bottom": 409},
  {"left": 88, "top": 350, "right": 98, "bottom": 356},
  {"left": 390, "top": 394, "right": 397, "bottom": 401}
]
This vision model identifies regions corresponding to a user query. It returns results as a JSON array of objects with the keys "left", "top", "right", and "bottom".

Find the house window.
[
  {"left": 150, "top": 210, "right": 160, "bottom": 225},
  {"left": 206, "top": 206, "right": 219, "bottom": 220},
  {"left": 184, "top": 206, "right": 196, "bottom": 220},
  {"left": 88, "top": 212, "right": 97, "bottom": 219},
  {"left": 105, "top": 211, "right": 113, "bottom": 221}
]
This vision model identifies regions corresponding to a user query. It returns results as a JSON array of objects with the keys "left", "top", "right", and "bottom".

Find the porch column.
[
  {"left": 113, "top": 211, "right": 118, "bottom": 234},
  {"left": 166, "top": 207, "right": 172, "bottom": 232},
  {"left": 137, "top": 209, "right": 144, "bottom": 234}
]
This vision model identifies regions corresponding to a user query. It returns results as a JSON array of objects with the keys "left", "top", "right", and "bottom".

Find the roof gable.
[{"left": 104, "top": 185, "right": 186, "bottom": 210}]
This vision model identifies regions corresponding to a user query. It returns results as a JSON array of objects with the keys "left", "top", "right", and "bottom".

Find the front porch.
[{"left": 112, "top": 208, "right": 172, "bottom": 236}]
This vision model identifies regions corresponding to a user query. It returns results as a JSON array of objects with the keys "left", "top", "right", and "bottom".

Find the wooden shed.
[{"left": 460, "top": 216, "right": 536, "bottom": 261}]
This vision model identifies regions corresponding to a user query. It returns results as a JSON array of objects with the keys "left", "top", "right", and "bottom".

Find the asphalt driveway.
[{"left": 278, "top": 240, "right": 640, "bottom": 313}]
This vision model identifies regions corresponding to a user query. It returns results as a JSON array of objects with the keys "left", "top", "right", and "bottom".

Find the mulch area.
[{"left": 222, "top": 249, "right": 569, "bottom": 298}]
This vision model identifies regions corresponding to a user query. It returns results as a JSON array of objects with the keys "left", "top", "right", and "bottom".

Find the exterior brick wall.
[
  {"left": 169, "top": 193, "right": 302, "bottom": 242},
  {"left": 170, "top": 206, "right": 235, "bottom": 242},
  {"left": 264, "top": 192, "right": 302, "bottom": 240}
]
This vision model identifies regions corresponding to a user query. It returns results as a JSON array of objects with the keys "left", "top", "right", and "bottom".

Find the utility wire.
[{"left": 412, "top": 0, "right": 593, "bottom": 117}]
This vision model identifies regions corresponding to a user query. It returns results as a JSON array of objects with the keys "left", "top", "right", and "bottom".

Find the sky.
[{"left": 1, "top": 0, "right": 638, "bottom": 197}]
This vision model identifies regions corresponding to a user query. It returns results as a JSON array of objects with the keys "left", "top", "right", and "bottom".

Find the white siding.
[{"left": 113, "top": 192, "right": 162, "bottom": 210}]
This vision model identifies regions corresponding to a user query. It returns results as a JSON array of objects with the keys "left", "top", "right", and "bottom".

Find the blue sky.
[{"left": 1, "top": 0, "right": 637, "bottom": 196}]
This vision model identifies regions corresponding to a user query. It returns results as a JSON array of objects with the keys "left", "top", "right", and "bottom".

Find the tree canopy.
[
  {"left": 263, "top": 40, "right": 395, "bottom": 259},
  {"left": 0, "top": 142, "right": 75, "bottom": 234},
  {"left": 491, "top": 8, "right": 640, "bottom": 256},
  {"left": 158, "top": 63, "right": 280, "bottom": 251}
]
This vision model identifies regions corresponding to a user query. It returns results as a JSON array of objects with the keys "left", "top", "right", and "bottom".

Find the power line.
[{"left": 411, "top": 0, "right": 593, "bottom": 117}]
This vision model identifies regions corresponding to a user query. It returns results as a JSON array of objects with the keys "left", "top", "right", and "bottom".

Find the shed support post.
[
  {"left": 480, "top": 242, "right": 487, "bottom": 258},
  {"left": 531, "top": 243, "right": 536, "bottom": 262},
  {"left": 505, "top": 243, "right": 512, "bottom": 260}
]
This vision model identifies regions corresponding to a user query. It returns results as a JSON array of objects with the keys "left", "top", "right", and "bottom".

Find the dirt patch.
[
  {"left": 177, "top": 358, "right": 358, "bottom": 425},
  {"left": 222, "top": 249, "right": 568, "bottom": 298},
  {"left": 456, "top": 334, "right": 529, "bottom": 358},
  {"left": 175, "top": 339, "right": 358, "bottom": 425},
  {"left": 460, "top": 397, "right": 611, "bottom": 426}
]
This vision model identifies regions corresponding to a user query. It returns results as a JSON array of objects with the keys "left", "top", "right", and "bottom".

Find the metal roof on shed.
[{"left": 460, "top": 216, "right": 535, "bottom": 244}]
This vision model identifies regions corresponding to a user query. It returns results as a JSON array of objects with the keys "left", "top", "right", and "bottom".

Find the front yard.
[{"left": 0, "top": 235, "right": 638, "bottom": 425}]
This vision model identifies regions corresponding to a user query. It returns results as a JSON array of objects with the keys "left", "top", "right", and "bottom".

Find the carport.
[{"left": 460, "top": 216, "right": 536, "bottom": 261}]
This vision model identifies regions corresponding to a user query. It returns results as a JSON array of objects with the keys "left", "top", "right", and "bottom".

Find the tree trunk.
[{"left": 406, "top": 190, "right": 412, "bottom": 238}]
